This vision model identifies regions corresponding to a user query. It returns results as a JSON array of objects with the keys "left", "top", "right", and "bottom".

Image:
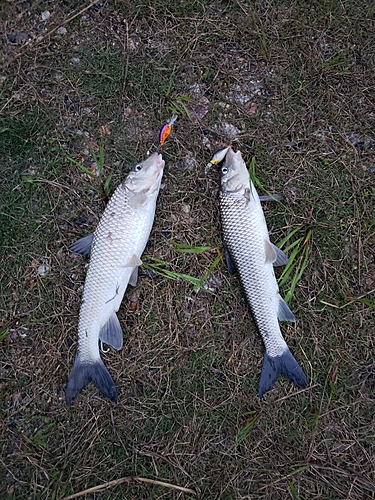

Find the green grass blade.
[
  {"left": 172, "top": 242, "right": 212, "bottom": 254},
  {"left": 278, "top": 226, "right": 303, "bottom": 249},
  {"left": 282, "top": 230, "right": 312, "bottom": 304},
  {"left": 194, "top": 252, "right": 222, "bottom": 292},
  {"left": 278, "top": 240, "right": 302, "bottom": 288},
  {"left": 98, "top": 138, "right": 105, "bottom": 175},
  {"left": 68, "top": 157, "right": 96, "bottom": 178},
  {"left": 0, "top": 328, "right": 9, "bottom": 342},
  {"left": 142, "top": 256, "right": 201, "bottom": 286},
  {"left": 234, "top": 411, "right": 259, "bottom": 445},
  {"left": 248, "top": 156, "right": 284, "bottom": 203},
  {"left": 103, "top": 171, "right": 113, "bottom": 196},
  {"left": 349, "top": 298, "right": 375, "bottom": 310}
]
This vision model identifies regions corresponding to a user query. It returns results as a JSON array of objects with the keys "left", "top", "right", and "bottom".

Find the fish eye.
[
  {"left": 132, "top": 164, "right": 142, "bottom": 172},
  {"left": 221, "top": 166, "right": 228, "bottom": 175}
]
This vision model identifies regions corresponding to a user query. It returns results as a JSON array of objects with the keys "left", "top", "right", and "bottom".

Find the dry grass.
[{"left": 1, "top": 0, "right": 375, "bottom": 498}]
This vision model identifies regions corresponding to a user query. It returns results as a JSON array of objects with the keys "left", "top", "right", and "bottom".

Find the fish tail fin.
[
  {"left": 258, "top": 349, "right": 307, "bottom": 398},
  {"left": 66, "top": 356, "right": 117, "bottom": 405}
]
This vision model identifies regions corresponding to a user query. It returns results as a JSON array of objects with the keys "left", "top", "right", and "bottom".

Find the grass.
[{"left": 1, "top": 0, "right": 375, "bottom": 499}]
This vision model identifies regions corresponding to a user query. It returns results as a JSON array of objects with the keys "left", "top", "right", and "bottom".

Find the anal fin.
[
  {"left": 278, "top": 296, "right": 296, "bottom": 322},
  {"left": 99, "top": 313, "right": 123, "bottom": 350}
]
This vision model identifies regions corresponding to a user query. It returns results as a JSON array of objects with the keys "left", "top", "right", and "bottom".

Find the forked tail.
[
  {"left": 66, "top": 356, "right": 117, "bottom": 404},
  {"left": 258, "top": 348, "right": 307, "bottom": 398}
]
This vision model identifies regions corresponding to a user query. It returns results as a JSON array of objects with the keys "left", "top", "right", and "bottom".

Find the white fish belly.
[{"left": 76, "top": 186, "right": 157, "bottom": 362}]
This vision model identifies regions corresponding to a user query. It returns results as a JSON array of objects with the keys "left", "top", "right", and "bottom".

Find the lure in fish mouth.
[
  {"left": 217, "top": 147, "right": 307, "bottom": 397},
  {"left": 66, "top": 152, "right": 165, "bottom": 404}
]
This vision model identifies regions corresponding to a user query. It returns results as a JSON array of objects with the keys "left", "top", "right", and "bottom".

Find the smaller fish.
[
  {"left": 218, "top": 147, "right": 307, "bottom": 397},
  {"left": 159, "top": 114, "right": 178, "bottom": 146}
]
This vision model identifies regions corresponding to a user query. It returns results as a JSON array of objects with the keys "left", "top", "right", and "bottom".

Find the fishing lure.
[
  {"left": 205, "top": 146, "right": 230, "bottom": 173},
  {"left": 159, "top": 114, "right": 178, "bottom": 146}
]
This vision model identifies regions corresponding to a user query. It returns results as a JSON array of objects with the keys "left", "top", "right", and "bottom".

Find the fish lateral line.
[{"left": 105, "top": 284, "right": 120, "bottom": 304}]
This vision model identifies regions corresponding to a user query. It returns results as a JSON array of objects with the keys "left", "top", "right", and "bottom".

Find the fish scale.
[
  {"left": 220, "top": 194, "right": 287, "bottom": 357},
  {"left": 66, "top": 152, "right": 164, "bottom": 404},
  {"left": 219, "top": 147, "right": 308, "bottom": 397},
  {"left": 77, "top": 186, "right": 153, "bottom": 360}
]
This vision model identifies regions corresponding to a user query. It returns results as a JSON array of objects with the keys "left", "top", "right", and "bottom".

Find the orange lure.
[{"left": 159, "top": 114, "right": 177, "bottom": 145}]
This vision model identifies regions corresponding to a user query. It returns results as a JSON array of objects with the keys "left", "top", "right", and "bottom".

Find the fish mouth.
[
  {"left": 155, "top": 153, "right": 165, "bottom": 172},
  {"left": 152, "top": 154, "right": 165, "bottom": 178}
]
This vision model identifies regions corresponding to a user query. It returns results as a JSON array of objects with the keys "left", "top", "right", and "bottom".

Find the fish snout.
[{"left": 154, "top": 153, "right": 165, "bottom": 173}]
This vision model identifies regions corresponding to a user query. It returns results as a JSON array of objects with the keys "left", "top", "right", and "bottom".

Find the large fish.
[
  {"left": 66, "top": 152, "right": 165, "bottom": 404},
  {"left": 218, "top": 147, "right": 307, "bottom": 397}
]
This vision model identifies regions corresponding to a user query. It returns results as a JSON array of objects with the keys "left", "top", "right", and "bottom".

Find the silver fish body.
[
  {"left": 66, "top": 152, "right": 165, "bottom": 404},
  {"left": 219, "top": 148, "right": 307, "bottom": 397}
]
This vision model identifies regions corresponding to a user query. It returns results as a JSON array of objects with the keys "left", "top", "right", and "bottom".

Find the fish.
[
  {"left": 159, "top": 114, "right": 177, "bottom": 146},
  {"left": 66, "top": 152, "right": 165, "bottom": 404},
  {"left": 218, "top": 147, "right": 307, "bottom": 397}
]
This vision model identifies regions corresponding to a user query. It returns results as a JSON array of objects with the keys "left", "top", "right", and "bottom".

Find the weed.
[
  {"left": 278, "top": 228, "right": 313, "bottom": 304},
  {"left": 69, "top": 137, "right": 112, "bottom": 200},
  {"left": 234, "top": 410, "right": 260, "bottom": 446},
  {"left": 166, "top": 95, "right": 193, "bottom": 119}
]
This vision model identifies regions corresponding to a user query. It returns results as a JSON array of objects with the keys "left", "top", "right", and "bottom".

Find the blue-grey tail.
[
  {"left": 66, "top": 356, "right": 117, "bottom": 405},
  {"left": 258, "top": 349, "right": 307, "bottom": 398}
]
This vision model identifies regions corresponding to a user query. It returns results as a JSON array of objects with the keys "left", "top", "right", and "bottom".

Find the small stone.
[
  {"left": 41, "top": 11, "right": 51, "bottom": 21},
  {"left": 57, "top": 26, "right": 67, "bottom": 35},
  {"left": 37, "top": 264, "right": 50, "bottom": 277}
]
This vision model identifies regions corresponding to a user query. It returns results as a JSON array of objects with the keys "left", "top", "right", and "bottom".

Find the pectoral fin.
[
  {"left": 259, "top": 194, "right": 282, "bottom": 202},
  {"left": 69, "top": 233, "right": 94, "bottom": 257},
  {"left": 264, "top": 240, "right": 288, "bottom": 266},
  {"left": 129, "top": 194, "right": 148, "bottom": 209},
  {"left": 223, "top": 241, "right": 236, "bottom": 274},
  {"left": 99, "top": 313, "right": 123, "bottom": 350},
  {"left": 277, "top": 296, "right": 296, "bottom": 322}
]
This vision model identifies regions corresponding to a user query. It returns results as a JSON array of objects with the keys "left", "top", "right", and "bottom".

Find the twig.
[
  {"left": 320, "top": 288, "right": 375, "bottom": 309},
  {"left": 62, "top": 476, "right": 197, "bottom": 499}
]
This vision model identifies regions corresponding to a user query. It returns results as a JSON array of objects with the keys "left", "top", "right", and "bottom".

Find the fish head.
[
  {"left": 125, "top": 152, "right": 165, "bottom": 194},
  {"left": 220, "top": 148, "right": 250, "bottom": 195}
]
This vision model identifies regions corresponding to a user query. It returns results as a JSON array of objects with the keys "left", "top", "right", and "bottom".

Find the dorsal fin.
[{"left": 69, "top": 233, "right": 94, "bottom": 257}]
